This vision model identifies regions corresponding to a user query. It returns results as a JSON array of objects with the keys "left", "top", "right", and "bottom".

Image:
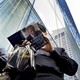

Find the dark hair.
[
  {"left": 37, "top": 23, "right": 46, "bottom": 32},
  {"left": 22, "top": 27, "right": 27, "bottom": 33},
  {"left": 27, "top": 25, "right": 35, "bottom": 31}
]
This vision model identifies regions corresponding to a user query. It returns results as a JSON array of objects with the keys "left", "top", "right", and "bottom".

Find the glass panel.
[
  {"left": 61, "top": 32, "right": 65, "bottom": 37},
  {"left": 0, "top": 0, "right": 29, "bottom": 50}
]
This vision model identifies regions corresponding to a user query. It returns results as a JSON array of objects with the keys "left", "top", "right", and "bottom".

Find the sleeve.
[{"left": 50, "top": 48, "right": 78, "bottom": 76}]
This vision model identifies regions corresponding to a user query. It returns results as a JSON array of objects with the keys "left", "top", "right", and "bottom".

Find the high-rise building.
[
  {"left": 52, "top": 28, "right": 72, "bottom": 57},
  {"left": 52, "top": 28, "right": 78, "bottom": 80}
]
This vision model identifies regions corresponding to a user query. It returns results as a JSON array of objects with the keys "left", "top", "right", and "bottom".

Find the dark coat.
[
  {"left": 9, "top": 47, "right": 78, "bottom": 80},
  {"left": 0, "top": 48, "right": 7, "bottom": 73},
  {"left": 34, "top": 47, "right": 78, "bottom": 80}
]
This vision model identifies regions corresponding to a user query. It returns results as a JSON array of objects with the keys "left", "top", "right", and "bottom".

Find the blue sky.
[{"left": 0, "top": 0, "right": 4, "bottom": 3}]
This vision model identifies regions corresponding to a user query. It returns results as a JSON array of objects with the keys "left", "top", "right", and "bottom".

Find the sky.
[
  {"left": 66, "top": 0, "right": 80, "bottom": 33},
  {"left": 0, "top": 0, "right": 4, "bottom": 3},
  {"left": 34, "top": 0, "right": 80, "bottom": 34}
]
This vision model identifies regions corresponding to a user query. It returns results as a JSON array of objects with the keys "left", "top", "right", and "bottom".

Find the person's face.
[{"left": 27, "top": 27, "right": 35, "bottom": 36}]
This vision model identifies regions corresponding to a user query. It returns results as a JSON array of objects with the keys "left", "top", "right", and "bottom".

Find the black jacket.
[
  {"left": 10, "top": 47, "right": 78, "bottom": 80},
  {"left": 35, "top": 47, "right": 78, "bottom": 79}
]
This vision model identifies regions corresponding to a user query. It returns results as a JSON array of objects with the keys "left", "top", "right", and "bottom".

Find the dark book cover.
[{"left": 7, "top": 31, "right": 25, "bottom": 47}]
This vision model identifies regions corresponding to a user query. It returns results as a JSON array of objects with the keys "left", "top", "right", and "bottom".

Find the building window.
[
  {"left": 61, "top": 32, "right": 65, "bottom": 36},
  {"left": 58, "top": 34, "right": 60, "bottom": 38},
  {"left": 54, "top": 35, "right": 58, "bottom": 39}
]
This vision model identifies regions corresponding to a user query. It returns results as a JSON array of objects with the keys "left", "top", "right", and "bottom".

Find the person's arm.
[{"left": 50, "top": 48, "right": 78, "bottom": 76}]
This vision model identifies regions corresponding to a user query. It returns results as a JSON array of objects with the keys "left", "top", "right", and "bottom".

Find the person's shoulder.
[
  {"left": 54, "top": 47, "right": 68, "bottom": 56},
  {"left": 0, "top": 47, "right": 8, "bottom": 61},
  {"left": 0, "top": 48, "right": 6, "bottom": 54},
  {"left": 0, "top": 47, "right": 8, "bottom": 56}
]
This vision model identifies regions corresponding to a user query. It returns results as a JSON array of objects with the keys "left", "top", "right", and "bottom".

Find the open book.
[{"left": 8, "top": 23, "right": 47, "bottom": 50}]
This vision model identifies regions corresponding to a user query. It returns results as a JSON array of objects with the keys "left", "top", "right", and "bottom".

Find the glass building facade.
[
  {"left": 56, "top": 0, "right": 80, "bottom": 79},
  {"left": 56, "top": 0, "right": 80, "bottom": 48}
]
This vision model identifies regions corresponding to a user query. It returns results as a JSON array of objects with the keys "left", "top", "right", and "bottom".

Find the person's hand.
[
  {"left": 21, "top": 40, "right": 31, "bottom": 46},
  {"left": 41, "top": 37, "right": 54, "bottom": 52}
]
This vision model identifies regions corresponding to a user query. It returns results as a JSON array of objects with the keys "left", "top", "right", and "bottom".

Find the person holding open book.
[{"left": 18, "top": 23, "right": 78, "bottom": 80}]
